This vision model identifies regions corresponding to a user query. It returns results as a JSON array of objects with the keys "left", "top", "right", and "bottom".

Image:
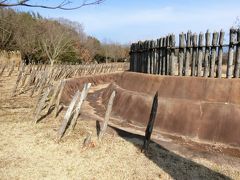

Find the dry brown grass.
[{"left": 0, "top": 70, "right": 240, "bottom": 180}]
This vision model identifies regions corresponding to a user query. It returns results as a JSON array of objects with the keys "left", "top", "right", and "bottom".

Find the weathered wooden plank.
[
  {"left": 11, "top": 63, "right": 25, "bottom": 97},
  {"left": 170, "top": 34, "right": 176, "bottom": 75},
  {"left": 210, "top": 32, "right": 219, "bottom": 77},
  {"left": 178, "top": 33, "right": 185, "bottom": 76},
  {"left": 54, "top": 80, "right": 67, "bottom": 117},
  {"left": 56, "top": 90, "right": 80, "bottom": 141},
  {"left": 227, "top": 28, "right": 235, "bottom": 79},
  {"left": 150, "top": 40, "right": 154, "bottom": 74},
  {"left": 217, "top": 30, "right": 225, "bottom": 78},
  {"left": 166, "top": 36, "right": 170, "bottom": 75},
  {"left": 234, "top": 29, "right": 240, "bottom": 78},
  {"left": 99, "top": 91, "right": 116, "bottom": 140},
  {"left": 0, "top": 64, "right": 6, "bottom": 76},
  {"left": 158, "top": 38, "right": 163, "bottom": 75},
  {"left": 147, "top": 41, "right": 151, "bottom": 74},
  {"left": 191, "top": 33, "right": 198, "bottom": 76},
  {"left": 204, "top": 30, "right": 211, "bottom": 77},
  {"left": 34, "top": 85, "right": 53, "bottom": 123},
  {"left": 7, "top": 62, "right": 15, "bottom": 76},
  {"left": 46, "top": 80, "right": 63, "bottom": 114},
  {"left": 69, "top": 83, "right": 91, "bottom": 131},
  {"left": 153, "top": 40, "right": 158, "bottom": 74},
  {"left": 197, "top": 33, "right": 204, "bottom": 77},
  {"left": 162, "top": 37, "right": 166, "bottom": 75},
  {"left": 185, "top": 31, "right": 192, "bottom": 76}
]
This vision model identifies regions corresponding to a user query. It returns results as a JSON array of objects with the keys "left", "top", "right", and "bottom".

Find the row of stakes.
[{"left": 8, "top": 62, "right": 157, "bottom": 151}]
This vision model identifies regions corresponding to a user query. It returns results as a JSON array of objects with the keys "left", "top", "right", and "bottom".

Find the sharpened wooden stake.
[
  {"left": 8, "top": 62, "right": 15, "bottom": 76},
  {"left": 191, "top": 33, "right": 198, "bottom": 76},
  {"left": 54, "top": 80, "right": 66, "bottom": 117},
  {"left": 217, "top": 30, "right": 225, "bottom": 78},
  {"left": 142, "top": 91, "right": 158, "bottom": 152},
  {"left": 98, "top": 91, "right": 116, "bottom": 140},
  {"left": 204, "top": 30, "right": 211, "bottom": 77},
  {"left": 0, "top": 64, "right": 6, "bottom": 76},
  {"left": 57, "top": 90, "right": 80, "bottom": 142},
  {"left": 210, "top": 32, "right": 219, "bottom": 77},
  {"left": 185, "top": 31, "right": 192, "bottom": 76},
  {"left": 69, "top": 83, "right": 92, "bottom": 132},
  {"left": 178, "top": 33, "right": 185, "bottom": 76},
  {"left": 227, "top": 28, "right": 235, "bottom": 79},
  {"left": 197, "top": 33, "right": 204, "bottom": 77},
  {"left": 46, "top": 80, "right": 63, "bottom": 113},
  {"left": 234, "top": 29, "right": 240, "bottom": 78},
  {"left": 11, "top": 63, "right": 25, "bottom": 97},
  {"left": 34, "top": 85, "right": 53, "bottom": 123}
]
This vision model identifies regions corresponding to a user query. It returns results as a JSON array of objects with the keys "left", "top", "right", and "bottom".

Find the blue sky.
[{"left": 15, "top": 0, "right": 240, "bottom": 44}]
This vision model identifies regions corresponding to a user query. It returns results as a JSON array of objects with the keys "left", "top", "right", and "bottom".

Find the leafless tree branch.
[{"left": 0, "top": 0, "right": 104, "bottom": 10}]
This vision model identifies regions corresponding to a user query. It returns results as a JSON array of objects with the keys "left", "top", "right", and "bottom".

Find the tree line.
[{"left": 0, "top": 8, "right": 129, "bottom": 65}]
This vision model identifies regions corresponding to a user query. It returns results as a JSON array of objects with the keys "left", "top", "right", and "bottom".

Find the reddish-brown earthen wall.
[{"left": 63, "top": 72, "right": 240, "bottom": 147}]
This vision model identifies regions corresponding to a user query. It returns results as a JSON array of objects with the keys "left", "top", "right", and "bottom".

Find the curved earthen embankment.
[
  {"left": 61, "top": 73, "right": 121, "bottom": 104},
  {"left": 62, "top": 72, "right": 240, "bottom": 147}
]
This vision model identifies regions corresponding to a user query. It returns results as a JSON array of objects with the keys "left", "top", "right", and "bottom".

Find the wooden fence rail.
[{"left": 130, "top": 28, "right": 240, "bottom": 78}]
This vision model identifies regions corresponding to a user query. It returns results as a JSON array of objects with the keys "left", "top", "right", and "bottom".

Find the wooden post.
[
  {"left": 157, "top": 39, "right": 161, "bottom": 74},
  {"left": 204, "top": 30, "right": 211, "bottom": 77},
  {"left": 57, "top": 90, "right": 80, "bottom": 141},
  {"left": 159, "top": 38, "right": 163, "bottom": 75},
  {"left": 34, "top": 85, "right": 53, "bottom": 123},
  {"left": 142, "top": 91, "right": 158, "bottom": 152},
  {"left": 46, "top": 80, "right": 63, "bottom": 113},
  {"left": 153, "top": 40, "right": 158, "bottom": 74},
  {"left": 178, "top": 33, "right": 185, "bottom": 76},
  {"left": 217, "top": 30, "right": 225, "bottom": 78},
  {"left": 69, "top": 83, "right": 92, "bottom": 131},
  {"left": 197, "top": 33, "right": 204, "bottom": 77},
  {"left": 24, "top": 66, "right": 36, "bottom": 90},
  {"left": 150, "top": 40, "right": 154, "bottom": 74},
  {"left": 210, "top": 32, "right": 219, "bottom": 78},
  {"left": 11, "top": 63, "right": 25, "bottom": 97},
  {"left": 191, "top": 33, "right": 198, "bottom": 76},
  {"left": 162, "top": 37, "right": 166, "bottom": 75},
  {"left": 147, "top": 41, "right": 151, "bottom": 74},
  {"left": 234, "top": 29, "right": 240, "bottom": 78},
  {"left": 227, "top": 28, "right": 235, "bottom": 79},
  {"left": 130, "top": 44, "right": 133, "bottom": 71},
  {"left": 0, "top": 64, "right": 6, "bottom": 76},
  {"left": 136, "top": 42, "right": 139, "bottom": 72},
  {"left": 143, "top": 41, "right": 148, "bottom": 73},
  {"left": 170, "top": 34, "right": 176, "bottom": 75},
  {"left": 20, "top": 72, "right": 28, "bottom": 87},
  {"left": 185, "top": 31, "right": 192, "bottom": 76},
  {"left": 54, "top": 80, "right": 66, "bottom": 117},
  {"left": 8, "top": 62, "right": 15, "bottom": 76},
  {"left": 139, "top": 41, "right": 143, "bottom": 73},
  {"left": 98, "top": 91, "right": 116, "bottom": 140}
]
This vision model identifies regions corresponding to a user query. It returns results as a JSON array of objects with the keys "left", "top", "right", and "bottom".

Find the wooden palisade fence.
[
  {"left": 130, "top": 28, "right": 240, "bottom": 78},
  {"left": 0, "top": 62, "right": 128, "bottom": 142}
]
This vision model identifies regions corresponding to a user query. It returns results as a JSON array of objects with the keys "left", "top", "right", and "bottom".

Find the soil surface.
[{"left": 0, "top": 70, "right": 240, "bottom": 179}]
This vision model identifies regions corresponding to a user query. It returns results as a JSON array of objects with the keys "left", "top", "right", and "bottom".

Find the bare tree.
[
  {"left": 0, "top": 9, "right": 16, "bottom": 50},
  {"left": 0, "top": 0, "right": 104, "bottom": 10},
  {"left": 41, "top": 21, "right": 74, "bottom": 65}
]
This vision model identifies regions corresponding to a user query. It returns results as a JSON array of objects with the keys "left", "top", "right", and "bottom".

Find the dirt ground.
[{"left": 0, "top": 71, "right": 240, "bottom": 180}]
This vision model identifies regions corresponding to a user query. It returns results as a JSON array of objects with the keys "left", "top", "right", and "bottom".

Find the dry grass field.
[{"left": 0, "top": 71, "right": 240, "bottom": 180}]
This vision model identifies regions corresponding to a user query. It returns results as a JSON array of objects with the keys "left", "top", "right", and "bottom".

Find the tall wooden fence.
[{"left": 130, "top": 28, "right": 240, "bottom": 78}]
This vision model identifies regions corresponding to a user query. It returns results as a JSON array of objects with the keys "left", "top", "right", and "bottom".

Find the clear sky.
[{"left": 15, "top": 0, "right": 240, "bottom": 44}]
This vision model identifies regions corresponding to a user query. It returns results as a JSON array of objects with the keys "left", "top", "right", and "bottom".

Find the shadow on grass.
[{"left": 110, "top": 126, "right": 230, "bottom": 180}]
